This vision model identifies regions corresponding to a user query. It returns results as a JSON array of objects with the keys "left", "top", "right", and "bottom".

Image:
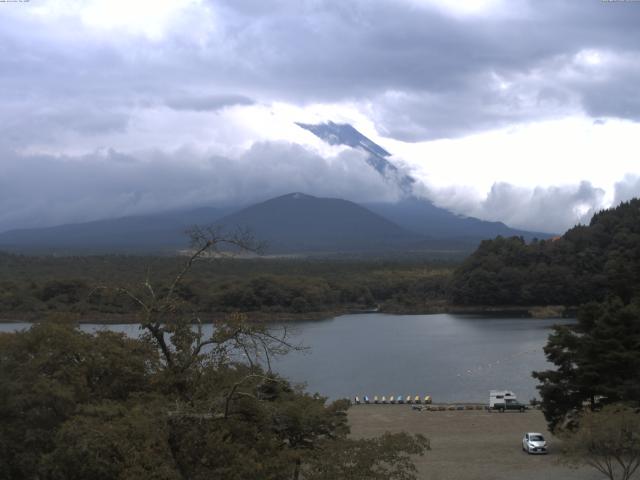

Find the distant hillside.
[
  {"left": 0, "top": 207, "right": 232, "bottom": 254},
  {"left": 450, "top": 198, "right": 640, "bottom": 306},
  {"left": 364, "top": 197, "right": 548, "bottom": 243},
  {"left": 0, "top": 191, "right": 551, "bottom": 255},
  {"left": 213, "top": 193, "right": 423, "bottom": 253}
]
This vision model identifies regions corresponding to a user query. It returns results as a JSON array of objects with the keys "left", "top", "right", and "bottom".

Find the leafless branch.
[{"left": 224, "top": 374, "right": 282, "bottom": 419}]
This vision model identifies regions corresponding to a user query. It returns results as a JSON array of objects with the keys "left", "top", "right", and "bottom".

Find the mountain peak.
[
  {"left": 296, "top": 121, "right": 415, "bottom": 194},
  {"left": 296, "top": 121, "right": 391, "bottom": 157},
  {"left": 283, "top": 192, "right": 314, "bottom": 200},
  {"left": 215, "top": 192, "right": 419, "bottom": 253}
]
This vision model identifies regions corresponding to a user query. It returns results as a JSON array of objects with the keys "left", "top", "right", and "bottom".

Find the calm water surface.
[
  {"left": 270, "top": 313, "right": 573, "bottom": 402},
  {"left": 0, "top": 313, "right": 572, "bottom": 403}
]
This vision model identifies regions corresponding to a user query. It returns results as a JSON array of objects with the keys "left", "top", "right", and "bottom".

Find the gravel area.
[{"left": 348, "top": 405, "right": 605, "bottom": 480}]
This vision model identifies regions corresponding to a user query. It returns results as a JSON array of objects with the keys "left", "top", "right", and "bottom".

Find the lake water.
[{"left": 0, "top": 313, "right": 572, "bottom": 403}]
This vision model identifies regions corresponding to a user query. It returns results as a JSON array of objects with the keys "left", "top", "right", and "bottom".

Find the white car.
[{"left": 522, "top": 432, "right": 547, "bottom": 454}]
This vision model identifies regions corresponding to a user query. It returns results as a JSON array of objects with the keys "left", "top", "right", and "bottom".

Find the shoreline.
[
  {"left": 0, "top": 309, "right": 350, "bottom": 324},
  {"left": 0, "top": 304, "right": 575, "bottom": 324}
]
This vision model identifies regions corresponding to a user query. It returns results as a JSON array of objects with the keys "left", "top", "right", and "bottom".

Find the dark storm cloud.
[
  {"left": 579, "top": 58, "right": 640, "bottom": 121},
  {"left": 0, "top": 145, "right": 399, "bottom": 232},
  {"left": 3, "top": 0, "right": 640, "bottom": 144},
  {"left": 165, "top": 94, "right": 255, "bottom": 112},
  {"left": 1, "top": 0, "right": 639, "bottom": 233},
  {"left": 209, "top": 0, "right": 640, "bottom": 139}
]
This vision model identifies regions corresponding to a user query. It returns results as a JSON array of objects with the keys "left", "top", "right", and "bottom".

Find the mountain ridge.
[
  {"left": 0, "top": 207, "right": 233, "bottom": 254},
  {"left": 0, "top": 192, "right": 550, "bottom": 255},
  {"left": 211, "top": 192, "right": 423, "bottom": 253}
]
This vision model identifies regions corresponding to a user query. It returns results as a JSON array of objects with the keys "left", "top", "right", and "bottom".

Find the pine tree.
[{"left": 533, "top": 297, "right": 640, "bottom": 432}]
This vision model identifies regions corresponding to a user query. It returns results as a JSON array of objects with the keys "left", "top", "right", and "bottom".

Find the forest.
[
  {"left": 450, "top": 199, "right": 640, "bottom": 307},
  {"left": 0, "top": 254, "right": 452, "bottom": 321}
]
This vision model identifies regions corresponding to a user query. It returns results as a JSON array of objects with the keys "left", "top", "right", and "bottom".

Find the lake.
[{"left": 0, "top": 313, "right": 571, "bottom": 403}]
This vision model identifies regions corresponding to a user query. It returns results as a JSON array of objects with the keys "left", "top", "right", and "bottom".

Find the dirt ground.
[{"left": 348, "top": 405, "right": 604, "bottom": 480}]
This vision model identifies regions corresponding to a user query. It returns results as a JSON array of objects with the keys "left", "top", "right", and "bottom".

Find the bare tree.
[
  {"left": 91, "top": 226, "right": 300, "bottom": 399},
  {"left": 560, "top": 404, "right": 640, "bottom": 480}
]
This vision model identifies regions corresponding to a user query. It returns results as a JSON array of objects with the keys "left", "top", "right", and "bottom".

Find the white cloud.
[
  {"left": 426, "top": 181, "right": 606, "bottom": 234},
  {"left": 402, "top": 0, "right": 511, "bottom": 18},
  {"left": 27, "top": 0, "right": 212, "bottom": 41},
  {"left": 614, "top": 174, "right": 640, "bottom": 205},
  {"left": 387, "top": 116, "right": 640, "bottom": 202}
]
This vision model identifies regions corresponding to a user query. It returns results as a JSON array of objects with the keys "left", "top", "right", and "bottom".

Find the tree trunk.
[{"left": 292, "top": 457, "right": 301, "bottom": 480}]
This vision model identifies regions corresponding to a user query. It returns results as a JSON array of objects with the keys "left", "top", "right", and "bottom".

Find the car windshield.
[{"left": 530, "top": 435, "right": 544, "bottom": 442}]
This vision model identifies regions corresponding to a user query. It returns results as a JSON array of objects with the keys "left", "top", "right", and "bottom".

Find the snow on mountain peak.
[{"left": 296, "top": 121, "right": 415, "bottom": 195}]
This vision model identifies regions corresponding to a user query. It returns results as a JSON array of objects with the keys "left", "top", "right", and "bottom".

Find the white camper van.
[{"left": 489, "top": 390, "right": 527, "bottom": 412}]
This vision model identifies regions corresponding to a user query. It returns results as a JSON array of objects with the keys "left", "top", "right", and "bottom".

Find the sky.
[{"left": 1, "top": 0, "right": 640, "bottom": 234}]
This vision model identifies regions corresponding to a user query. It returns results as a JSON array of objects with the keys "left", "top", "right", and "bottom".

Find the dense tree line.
[
  {"left": 0, "top": 255, "right": 451, "bottom": 319},
  {"left": 450, "top": 199, "right": 640, "bottom": 306},
  {"left": 514, "top": 199, "right": 640, "bottom": 444}
]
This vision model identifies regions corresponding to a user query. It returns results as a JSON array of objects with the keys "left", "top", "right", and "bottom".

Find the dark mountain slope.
[
  {"left": 0, "top": 192, "right": 548, "bottom": 255},
  {"left": 0, "top": 207, "right": 232, "bottom": 254},
  {"left": 364, "top": 197, "right": 549, "bottom": 242},
  {"left": 214, "top": 193, "right": 422, "bottom": 253}
]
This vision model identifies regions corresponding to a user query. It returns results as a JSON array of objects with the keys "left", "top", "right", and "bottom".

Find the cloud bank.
[
  {"left": 427, "top": 181, "right": 607, "bottom": 234},
  {"left": 1, "top": 0, "right": 639, "bottom": 234},
  {"left": 3, "top": 0, "right": 640, "bottom": 143},
  {"left": 0, "top": 144, "right": 400, "bottom": 232}
]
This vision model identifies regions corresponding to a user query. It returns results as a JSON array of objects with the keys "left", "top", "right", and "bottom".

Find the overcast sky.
[{"left": 1, "top": 0, "right": 640, "bottom": 233}]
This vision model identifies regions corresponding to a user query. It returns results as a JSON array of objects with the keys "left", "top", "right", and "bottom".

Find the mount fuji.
[
  {"left": 0, "top": 123, "right": 550, "bottom": 254},
  {"left": 296, "top": 121, "right": 550, "bottom": 242}
]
